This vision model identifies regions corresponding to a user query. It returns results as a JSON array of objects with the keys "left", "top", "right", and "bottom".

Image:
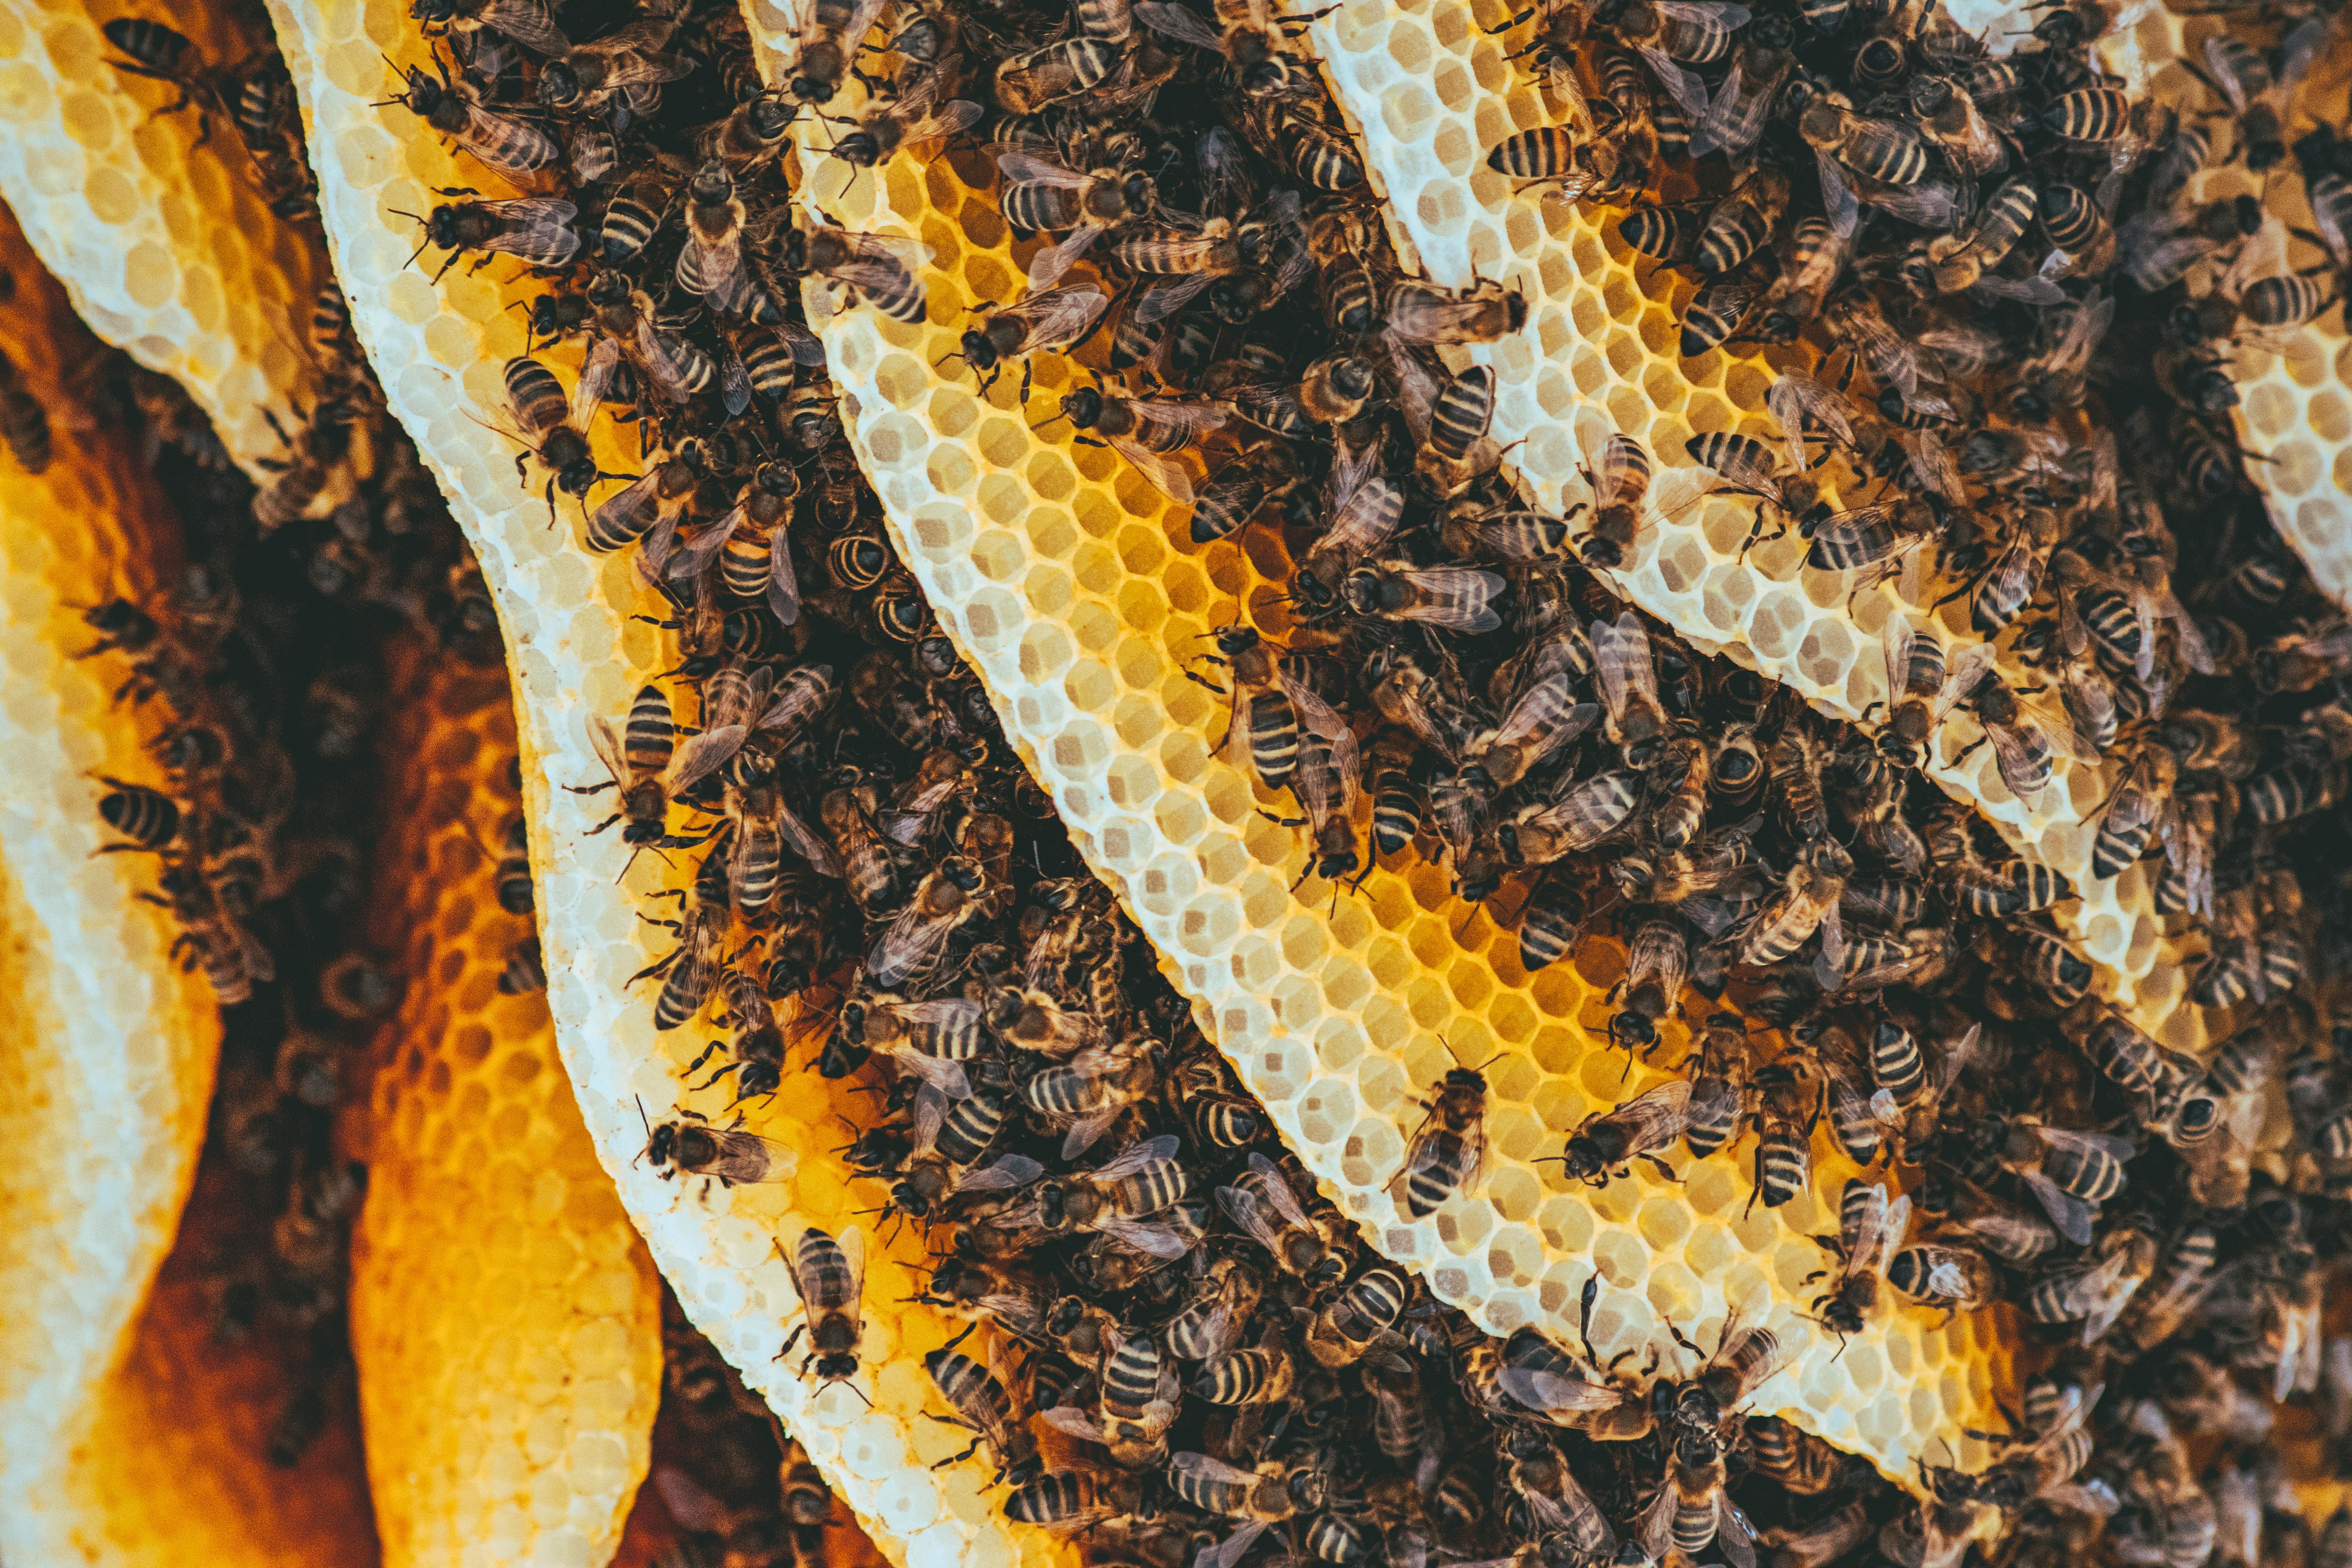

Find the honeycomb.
[
  {"left": 1296, "top": 0, "right": 2212, "bottom": 1046},
  {"left": 0, "top": 0, "right": 327, "bottom": 482},
  {"left": 349, "top": 655, "right": 662, "bottom": 1568},
  {"left": 20, "top": 1153, "right": 381, "bottom": 1567},
  {"left": 745, "top": 10, "right": 2014, "bottom": 1488},
  {"left": 0, "top": 197, "right": 226, "bottom": 1560},
  {"left": 254, "top": 4, "right": 1090, "bottom": 1563}
]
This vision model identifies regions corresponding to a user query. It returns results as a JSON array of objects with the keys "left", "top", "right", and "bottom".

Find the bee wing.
[
  {"left": 1495, "top": 1359, "right": 1624, "bottom": 1413},
  {"left": 1815, "top": 148, "right": 1859, "bottom": 239},
  {"left": 634, "top": 319, "right": 702, "bottom": 403},
  {"left": 1637, "top": 45, "right": 1710, "bottom": 122},
  {"left": 1614, "top": 1078, "right": 1694, "bottom": 1144},
  {"left": 1244, "top": 1150, "right": 1316, "bottom": 1228},
  {"left": 1544, "top": 54, "right": 1596, "bottom": 130},
  {"left": 719, "top": 344, "right": 753, "bottom": 418},
  {"left": 883, "top": 1042, "right": 972, "bottom": 1097},
  {"left": 1860, "top": 1192, "right": 1911, "bottom": 1283},
  {"left": 955, "top": 1156, "right": 1045, "bottom": 1196},
  {"left": 1130, "top": 399, "right": 1229, "bottom": 443},
  {"left": 2020, "top": 691, "right": 2098, "bottom": 764},
  {"left": 664, "top": 510, "right": 743, "bottom": 585},
  {"left": 2311, "top": 175, "right": 2351, "bottom": 274},
  {"left": 452, "top": 100, "right": 561, "bottom": 174},
  {"left": 1638, "top": 1470, "right": 1680, "bottom": 1559},
  {"left": 584, "top": 713, "right": 631, "bottom": 788},
  {"left": 1214, "top": 1183, "right": 1287, "bottom": 1255},
  {"left": 1094, "top": 1132, "right": 1183, "bottom": 1181},
  {"left": 2221, "top": 214, "right": 2290, "bottom": 297},
  {"left": 1934, "top": 641, "right": 1998, "bottom": 725},
  {"left": 833, "top": 1225, "right": 867, "bottom": 1319},
  {"left": 2018, "top": 1170, "right": 2098, "bottom": 1247},
  {"left": 1170, "top": 1450, "right": 1263, "bottom": 1490},
  {"left": 993, "top": 148, "right": 1093, "bottom": 187},
  {"left": 1103, "top": 431, "right": 1195, "bottom": 505},
  {"left": 1718, "top": 1498, "right": 1759, "bottom": 1568},
  {"left": 1392, "top": 566, "right": 1506, "bottom": 632},
  {"left": 1766, "top": 372, "right": 1853, "bottom": 473},
  {"left": 1014, "top": 282, "right": 1112, "bottom": 347},
  {"left": 572, "top": 335, "right": 620, "bottom": 430},
  {"left": 706, "top": 1127, "right": 796, "bottom": 1183},
  {"left": 779, "top": 320, "right": 828, "bottom": 368},
  {"left": 1135, "top": 1, "right": 1230, "bottom": 47},
  {"left": 484, "top": 197, "right": 581, "bottom": 260},
  {"left": 869, "top": 899, "right": 954, "bottom": 986},
  {"left": 1900, "top": 428, "right": 1966, "bottom": 504},
  {"left": 1882, "top": 616, "right": 1916, "bottom": 713},
  {"left": 1592, "top": 611, "right": 1658, "bottom": 724},
  {"left": 665, "top": 725, "right": 748, "bottom": 793},
  {"left": 2201, "top": 34, "right": 2257, "bottom": 113},
  {"left": 1689, "top": 58, "right": 1744, "bottom": 158},
  {"left": 476, "top": 0, "right": 572, "bottom": 53},
  {"left": 774, "top": 799, "right": 839, "bottom": 877},
  {"left": 900, "top": 100, "right": 986, "bottom": 146},
  {"left": 766, "top": 524, "right": 802, "bottom": 627},
  {"left": 1039, "top": 1405, "right": 1112, "bottom": 1443},
  {"left": 1097, "top": 1214, "right": 1194, "bottom": 1257}
]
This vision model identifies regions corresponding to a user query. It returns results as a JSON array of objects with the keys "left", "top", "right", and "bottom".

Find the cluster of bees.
[
  {"left": 72, "top": 0, "right": 2350, "bottom": 1552},
  {"left": 58, "top": 15, "right": 508, "bottom": 1467}
]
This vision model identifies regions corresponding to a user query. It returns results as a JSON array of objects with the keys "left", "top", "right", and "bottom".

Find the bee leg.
[
  {"left": 777, "top": 1324, "right": 806, "bottom": 1361},
  {"left": 682, "top": 1040, "right": 722, "bottom": 1076},
  {"left": 1950, "top": 737, "right": 1987, "bottom": 766}
]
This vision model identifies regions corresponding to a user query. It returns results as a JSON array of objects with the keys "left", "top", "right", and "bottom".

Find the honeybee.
[
  {"left": 1391, "top": 1043, "right": 1491, "bottom": 1218},
  {"left": 1343, "top": 562, "right": 1507, "bottom": 632},
  {"left": 947, "top": 285, "right": 1110, "bottom": 401},
  {"left": 1554, "top": 1079, "right": 1690, "bottom": 1185},
  {"left": 1040, "top": 1326, "right": 1182, "bottom": 1468},
  {"left": 780, "top": 1226, "right": 867, "bottom": 1385},
  {"left": 1989, "top": 1116, "right": 2134, "bottom": 1246},
  {"left": 1459, "top": 631, "right": 1597, "bottom": 794},
  {"left": 780, "top": 213, "right": 934, "bottom": 324},
  {"left": 1299, "top": 438, "right": 1408, "bottom": 588},
  {"left": 411, "top": 0, "right": 571, "bottom": 54},
  {"left": 1004, "top": 1468, "right": 1149, "bottom": 1533},
  {"left": 1136, "top": 0, "right": 1329, "bottom": 96},
  {"left": 1569, "top": 432, "right": 1655, "bottom": 569},
  {"left": 1217, "top": 1152, "right": 1344, "bottom": 1285},
  {"left": 1869, "top": 624, "right": 1993, "bottom": 769},
  {"left": 397, "top": 192, "right": 581, "bottom": 285},
  {"left": 927, "top": 1343, "right": 1043, "bottom": 1486},
  {"left": 1740, "top": 837, "right": 1849, "bottom": 968},
  {"left": 867, "top": 855, "right": 993, "bottom": 986},
  {"left": 388, "top": 50, "right": 559, "bottom": 175},
  {"left": 1886, "top": 1241, "right": 1997, "bottom": 1319},
  {"left": 1593, "top": 611, "right": 1671, "bottom": 766},
  {"left": 1951, "top": 666, "right": 2094, "bottom": 809},
  {"left": 1381, "top": 278, "right": 1528, "bottom": 347},
  {"left": 570, "top": 684, "right": 742, "bottom": 863},
  {"left": 996, "top": 1134, "right": 1193, "bottom": 1257},
  {"left": 1806, "top": 1179, "right": 1910, "bottom": 1339},
  {"left": 640, "top": 1106, "right": 797, "bottom": 1187},
  {"left": 1050, "top": 387, "right": 1226, "bottom": 504},
  {"left": 1170, "top": 1452, "right": 1330, "bottom": 1568},
  {"left": 1640, "top": 1429, "right": 1758, "bottom": 1568}
]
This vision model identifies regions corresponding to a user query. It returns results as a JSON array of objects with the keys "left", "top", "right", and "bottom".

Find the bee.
[
  {"left": 1459, "top": 631, "right": 1599, "bottom": 793},
  {"left": 782, "top": 214, "right": 933, "bottom": 325},
  {"left": 1609, "top": 918, "right": 1689, "bottom": 1056},
  {"left": 1041, "top": 1327, "right": 1182, "bottom": 1467},
  {"left": 639, "top": 1106, "right": 797, "bottom": 1187},
  {"left": 1049, "top": 387, "right": 1226, "bottom": 504},
  {"left": 992, "top": 38, "right": 1125, "bottom": 114},
  {"left": 1951, "top": 668, "right": 2090, "bottom": 809},
  {"left": 490, "top": 356, "right": 614, "bottom": 523},
  {"left": 1553, "top": 1078, "right": 1690, "bottom": 1186},
  {"left": 1868, "top": 623, "right": 1992, "bottom": 769},
  {"left": 691, "top": 93, "right": 795, "bottom": 173},
  {"left": 672, "top": 162, "right": 748, "bottom": 309},
  {"left": 410, "top": 0, "right": 572, "bottom": 55},
  {"left": 998, "top": 1134, "right": 1192, "bottom": 1257},
  {"left": 396, "top": 191, "right": 581, "bottom": 280},
  {"left": 1391, "top": 1044, "right": 1491, "bottom": 1218},
  {"left": 944, "top": 285, "right": 1111, "bottom": 405},
  {"left": 101, "top": 19, "right": 232, "bottom": 129},
  {"left": 1343, "top": 562, "right": 1506, "bottom": 632},
  {"left": 867, "top": 855, "right": 992, "bottom": 986},
  {"left": 825, "top": 74, "right": 986, "bottom": 171},
  {"left": 2041, "top": 85, "right": 2129, "bottom": 143},
  {"left": 1136, "top": 0, "right": 1330, "bottom": 95},
  {"left": 588, "top": 456, "right": 698, "bottom": 557},
  {"left": 1217, "top": 1152, "right": 1343, "bottom": 1286},
  {"left": 1501, "top": 769, "right": 1641, "bottom": 867},
  {"left": 1191, "top": 439, "right": 1307, "bottom": 546},
  {"left": 2025, "top": 1224, "right": 2157, "bottom": 1345},
  {"left": 985, "top": 986, "right": 1104, "bottom": 1059},
  {"left": 1193, "top": 1330, "right": 1297, "bottom": 1406},
  {"left": 1748, "top": 1416, "right": 1862, "bottom": 1495},
  {"left": 1004, "top": 1468, "right": 1148, "bottom": 1533},
  {"left": 1681, "top": 270, "right": 1760, "bottom": 358},
  {"left": 1806, "top": 1179, "right": 1910, "bottom": 1338},
  {"left": 1737, "top": 837, "right": 1848, "bottom": 969},
  {"left": 1592, "top": 611, "right": 1670, "bottom": 766},
  {"left": 1485, "top": 125, "right": 1618, "bottom": 206},
  {"left": 386, "top": 50, "right": 558, "bottom": 175},
  {"left": 535, "top": 16, "right": 692, "bottom": 114},
  {"left": 569, "top": 684, "right": 740, "bottom": 863},
  {"left": 996, "top": 147, "right": 1158, "bottom": 283},
  {"left": 1926, "top": 176, "right": 2040, "bottom": 294},
  {"left": 1907, "top": 74, "right": 2002, "bottom": 178},
  {"left": 1025, "top": 1038, "right": 1160, "bottom": 1160},
  {"left": 1749, "top": 1065, "right": 1814, "bottom": 1211},
  {"left": 1992, "top": 1117, "right": 2134, "bottom": 1245},
  {"left": 1885, "top": 1241, "right": 1996, "bottom": 1318},
  {"left": 1565, "top": 433, "right": 1655, "bottom": 570},
  {"left": 819, "top": 775, "right": 900, "bottom": 915},
  {"left": 1695, "top": 166, "right": 1791, "bottom": 276},
  {"left": 927, "top": 1343, "right": 1044, "bottom": 1486},
  {"left": 780, "top": 1226, "right": 867, "bottom": 1385},
  {"left": 1169, "top": 1453, "right": 1329, "bottom": 1568},
  {"left": 1639, "top": 1429, "right": 1757, "bottom": 1567},
  {"left": 1381, "top": 278, "right": 1528, "bottom": 347},
  {"left": 1301, "top": 1263, "right": 1410, "bottom": 1368},
  {"left": 593, "top": 178, "right": 664, "bottom": 265}
]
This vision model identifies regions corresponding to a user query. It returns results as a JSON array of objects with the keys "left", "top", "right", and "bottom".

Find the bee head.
[{"left": 536, "top": 60, "right": 582, "bottom": 107}]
